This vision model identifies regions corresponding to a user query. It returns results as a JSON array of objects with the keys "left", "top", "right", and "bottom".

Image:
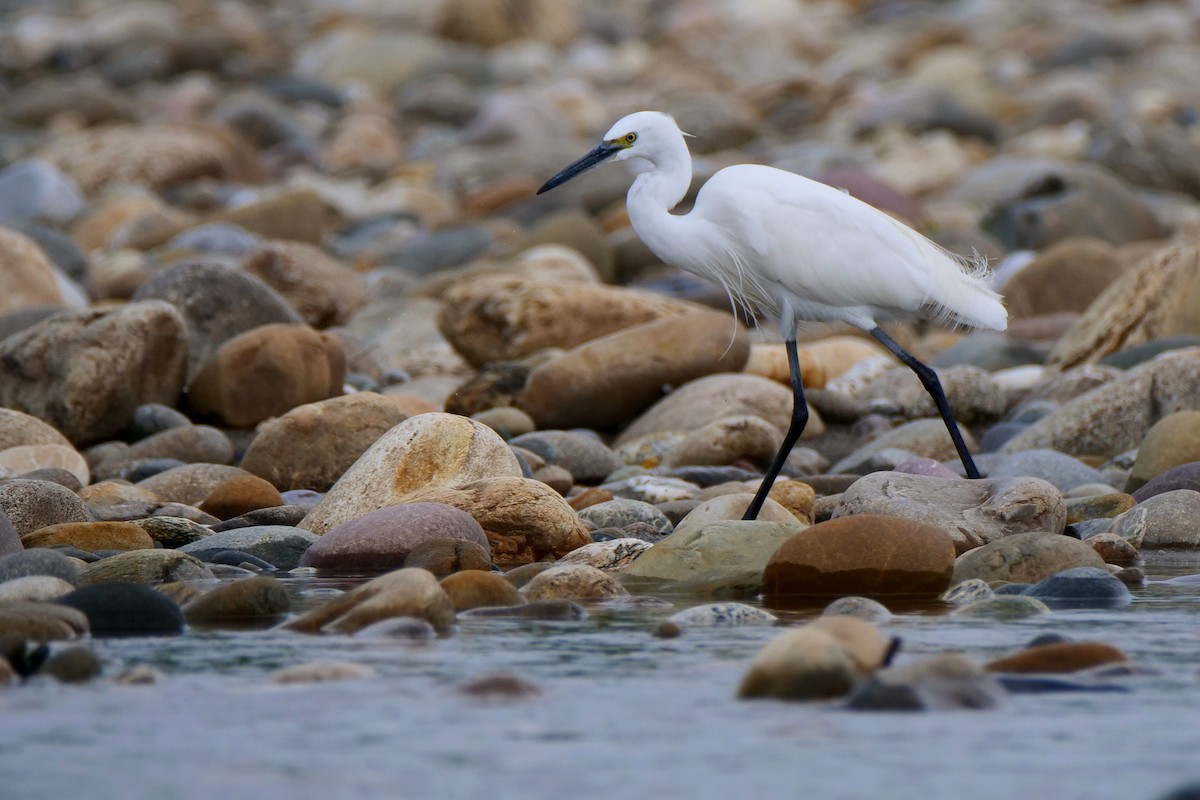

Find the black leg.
[
  {"left": 869, "top": 327, "right": 981, "bottom": 479},
  {"left": 743, "top": 338, "right": 808, "bottom": 520}
]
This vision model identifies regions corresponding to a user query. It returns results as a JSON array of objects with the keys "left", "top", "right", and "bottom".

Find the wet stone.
[
  {"left": 179, "top": 526, "right": 318, "bottom": 572},
  {"left": 56, "top": 583, "right": 185, "bottom": 638},
  {"left": 577, "top": 499, "right": 673, "bottom": 536},
  {"left": 1021, "top": 566, "right": 1133, "bottom": 609}
]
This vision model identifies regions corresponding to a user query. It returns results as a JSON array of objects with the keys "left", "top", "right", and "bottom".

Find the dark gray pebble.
[
  {"left": 0, "top": 549, "right": 81, "bottom": 584},
  {"left": 56, "top": 583, "right": 184, "bottom": 637},
  {"left": 1022, "top": 566, "right": 1133, "bottom": 608}
]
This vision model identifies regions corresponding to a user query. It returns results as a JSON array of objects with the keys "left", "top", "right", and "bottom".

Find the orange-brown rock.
[
  {"left": 187, "top": 323, "right": 345, "bottom": 428},
  {"left": 519, "top": 309, "right": 750, "bottom": 430},
  {"left": 763, "top": 514, "right": 956, "bottom": 597},
  {"left": 22, "top": 521, "right": 154, "bottom": 552},
  {"left": 745, "top": 336, "right": 892, "bottom": 389},
  {"left": 1003, "top": 238, "right": 1127, "bottom": 319},
  {"left": 197, "top": 475, "right": 285, "bottom": 520},
  {"left": 440, "top": 570, "right": 525, "bottom": 611},
  {"left": 985, "top": 641, "right": 1128, "bottom": 674}
]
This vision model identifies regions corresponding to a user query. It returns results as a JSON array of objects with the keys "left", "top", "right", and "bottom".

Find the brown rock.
[
  {"left": 210, "top": 187, "right": 329, "bottom": 244},
  {"left": 763, "top": 514, "right": 956, "bottom": 597},
  {"left": 283, "top": 568, "right": 455, "bottom": 634},
  {"left": 1003, "top": 238, "right": 1128, "bottom": 319},
  {"left": 615, "top": 373, "right": 798, "bottom": 447},
  {"left": 950, "top": 532, "right": 1107, "bottom": 585},
  {"left": 187, "top": 324, "right": 345, "bottom": 428},
  {"left": 298, "top": 413, "right": 522, "bottom": 535},
  {"left": 0, "top": 408, "right": 71, "bottom": 450},
  {"left": 404, "top": 477, "right": 592, "bottom": 568},
  {"left": 131, "top": 260, "right": 304, "bottom": 376},
  {"left": 241, "top": 240, "right": 370, "bottom": 328},
  {"left": 666, "top": 415, "right": 782, "bottom": 469},
  {"left": 0, "top": 301, "right": 188, "bottom": 445},
  {"left": 1049, "top": 244, "right": 1200, "bottom": 369},
  {"left": 125, "top": 425, "right": 235, "bottom": 467},
  {"left": 38, "top": 124, "right": 236, "bottom": 193},
  {"left": 985, "top": 641, "right": 1128, "bottom": 674},
  {"left": 183, "top": 576, "right": 291, "bottom": 622},
  {"left": 804, "top": 616, "right": 890, "bottom": 676},
  {"left": 77, "top": 549, "right": 213, "bottom": 585},
  {"left": 519, "top": 309, "right": 750, "bottom": 430},
  {"left": 737, "top": 626, "right": 858, "bottom": 701},
  {"left": 324, "top": 112, "right": 405, "bottom": 173},
  {"left": 0, "top": 227, "right": 65, "bottom": 314},
  {"left": 136, "top": 463, "right": 255, "bottom": 506},
  {"left": 438, "top": 275, "right": 703, "bottom": 367},
  {"left": 567, "top": 487, "right": 615, "bottom": 512},
  {"left": 833, "top": 472, "right": 1067, "bottom": 553},
  {"left": 1002, "top": 350, "right": 1200, "bottom": 459},
  {"left": 404, "top": 539, "right": 492, "bottom": 576},
  {"left": 0, "top": 601, "right": 89, "bottom": 641},
  {"left": 198, "top": 475, "right": 285, "bottom": 520},
  {"left": 1086, "top": 532, "right": 1139, "bottom": 564},
  {"left": 440, "top": 570, "right": 524, "bottom": 611},
  {"left": 22, "top": 521, "right": 154, "bottom": 552},
  {"left": 520, "top": 563, "right": 628, "bottom": 601},
  {"left": 1127, "top": 411, "right": 1200, "bottom": 492},
  {"left": 239, "top": 393, "right": 406, "bottom": 492},
  {"left": 440, "top": 0, "right": 577, "bottom": 45}
]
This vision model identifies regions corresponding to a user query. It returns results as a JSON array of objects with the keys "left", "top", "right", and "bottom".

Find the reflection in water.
[{"left": 0, "top": 567, "right": 1198, "bottom": 800}]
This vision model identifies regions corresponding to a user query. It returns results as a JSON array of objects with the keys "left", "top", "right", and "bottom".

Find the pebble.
[
  {"left": 508, "top": 431, "right": 622, "bottom": 484},
  {"left": 403, "top": 539, "right": 491, "bottom": 576},
  {"left": 518, "top": 310, "right": 750, "bottom": 431},
  {"left": 988, "top": 449, "right": 1108, "bottom": 493},
  {"left": 440, "top": 570, "right": 524, "bottom": 612},
  {"left": 298, "top": 412, "right": 522, "bottom": 535},
  {"left": 182, "top": 576, "right": 291, "bottom": 623},
  {"left": 951, "top": 532, "right": 1108, "bottom": 585},
  {"left": 555, "top": 539, "right": 650, "bottom": 572},
  {"left": 831, "top": 419, "right": 978, "bottom": 475},
  {"left": 179, "top": 527, "right": 318, "bottom": 572},
  {"left": 0, "top": 549, "right": 79, "bottom": 586},
  {"left": 1108, "top": 490, "right": 1200, "bottom": 550},
  {"left": 764, "top": 514, "right": 955, "bottom": 598},
  {"left": 939, "top": 579, "right": 995, "bottom": 606},
  {"left": 77, "top": 550, "right": 214, "bottom": 586},
  {"left": 669, "top": 603, "right": 777, "bottom": 626},
  {"left": 23, "top": 521, "right": 154, "bottom": 552},
  {"left": 520, "top": 564, "right": 628, "bottom": 601},
  {"left": 1021, "top": 566, "right": 1133, "bottom": 609},
  {"left": 951, "top": 595, "right": 1051, "bottom": 620},
  {"left": 1126, "top": 411, "right": 1200, "bottom": 492},
  {"left": 576, "top": 499, "right": 673, "bottom": 536},
  {"left": 461, "top": 599, "right": 587, "bottom": 621},
  {"left": 822, "top": 597, "right": 893, "bottom": 623},
  {"left": 402, "top": 477, "right": 591, "bottom": 568},
  {"left": 622, "top": 519, "right": 802, "bottom": 594},
  {"left": 284, "top": 568, "right": 455, "bottom": 635},
  {"left": 57, "top": 583, "right": 185, "bottom": 637},
  {"left": 300, "top": 502, "right": 489, "bottom": 572},
  {"left": 834, "top": 472, "right": 1067, "bottom": 552},
  {"left": 270, "top": 660, "right": 378, "bottom": 685},
  {"left": 0, "top": 601, "right": 89, "bottom": 641},
  {"left": 41, "top": 646, "right": 103, "bottom": 683},
  {"left": 0, "top": 575, "right": 76, "bottom": 603},
  {"left": 986, "top": 641, "right": 1128, "bottom": 674},
  {"left": 845, "top": 653, "right": 1006, "bottom": 712}
]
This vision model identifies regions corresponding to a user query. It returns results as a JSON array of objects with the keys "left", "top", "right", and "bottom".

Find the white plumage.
[{"left": 538, "top": 110, "right": 1008, "bottom": 518}]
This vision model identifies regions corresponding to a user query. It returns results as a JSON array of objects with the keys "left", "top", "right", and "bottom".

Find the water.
[{"left": 2, "top": 566, "right": 1199, "bottom": 800}]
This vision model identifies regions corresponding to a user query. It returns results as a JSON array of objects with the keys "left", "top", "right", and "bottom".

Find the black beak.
[{"left": 537, "top": 142, "right": 622, "bottom": 194}]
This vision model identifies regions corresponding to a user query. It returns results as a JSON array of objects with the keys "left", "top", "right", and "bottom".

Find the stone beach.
[{"left": 3, "top": 0, "right": 1200, "bottom": 798}]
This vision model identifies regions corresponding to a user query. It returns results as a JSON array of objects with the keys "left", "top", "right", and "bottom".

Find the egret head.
[{"left": 537, "top": 111, "right": 684, "bottom": 194}]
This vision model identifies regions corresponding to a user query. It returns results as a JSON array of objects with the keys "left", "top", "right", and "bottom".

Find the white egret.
[{"left": 537, "top": 111, "right": 1007, "bottom": 520}]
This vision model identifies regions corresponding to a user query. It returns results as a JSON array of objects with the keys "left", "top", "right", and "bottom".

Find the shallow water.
[{"left": 2, "top": 566, "right": 1199, "bottom": 800}]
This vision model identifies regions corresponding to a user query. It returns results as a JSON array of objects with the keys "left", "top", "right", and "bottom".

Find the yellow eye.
[{"left": 625, "top": 132, "right": 637, "bottom": 144}]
